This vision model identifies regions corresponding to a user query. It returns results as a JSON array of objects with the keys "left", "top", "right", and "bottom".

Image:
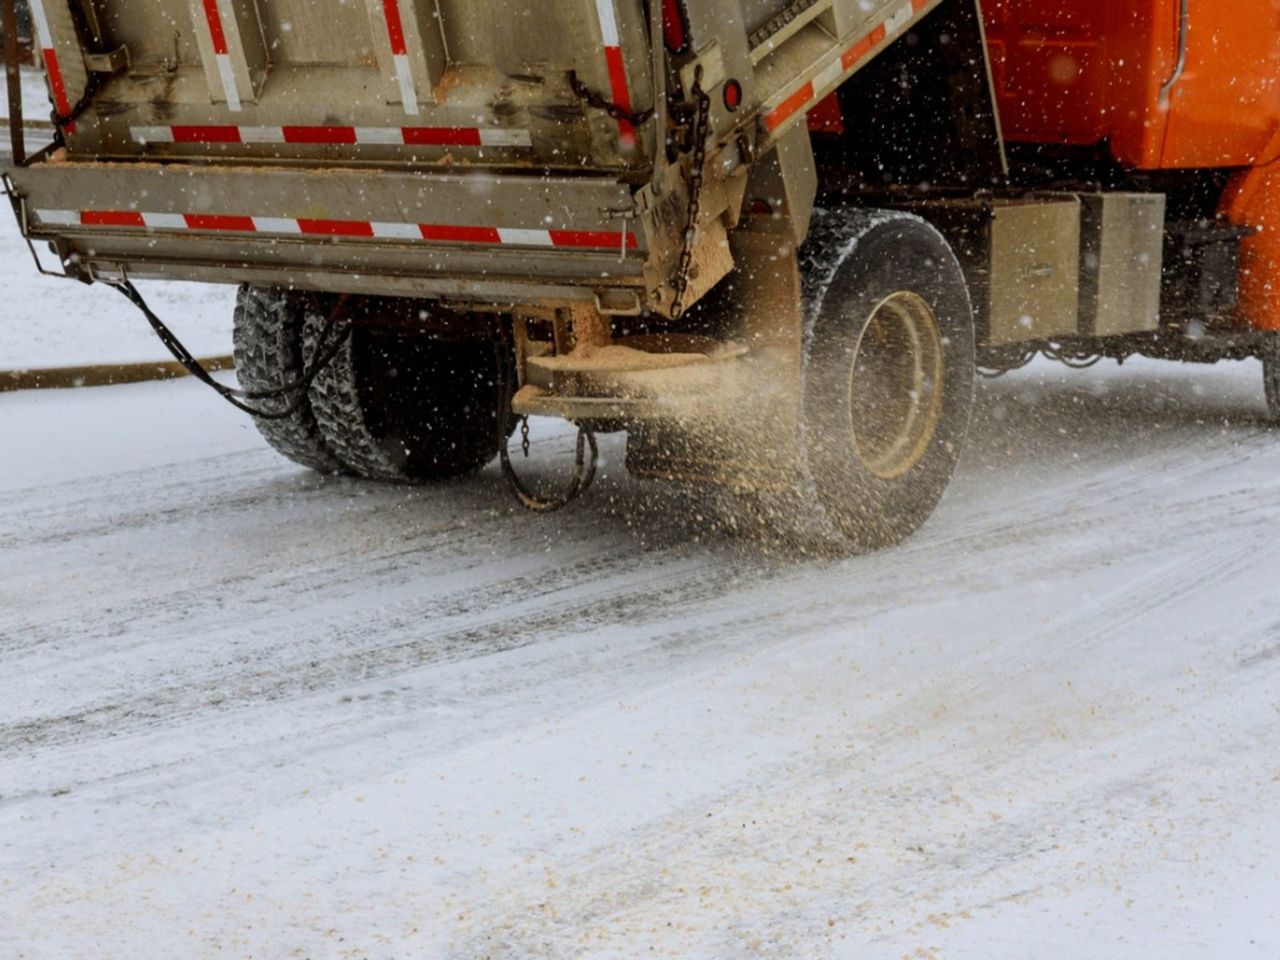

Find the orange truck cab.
[{"left": 984, "top": 0, "right": 1280, "bottom": 331}]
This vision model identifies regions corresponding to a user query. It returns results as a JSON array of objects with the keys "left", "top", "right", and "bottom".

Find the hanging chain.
[
  {"left": 567, "top": 70, "right": 656, "bottom": 127},
  {"left": 492, "top": 327, "right": 599, "bottom": 515},
  {"left": 669, "top": 66, "right": 712, "bottom": 320}
]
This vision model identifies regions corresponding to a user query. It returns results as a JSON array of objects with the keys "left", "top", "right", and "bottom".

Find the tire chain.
[{"left": 232, "top": 286, "right": 344, "bottom": 474}]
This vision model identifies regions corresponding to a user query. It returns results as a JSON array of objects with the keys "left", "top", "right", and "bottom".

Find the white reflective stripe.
[
  {"left": 478, "top": 128, "right": 533, "bottom": 147},
  {"left": 814, "top": 58, "right": 843, "bottom": 92},
  {"left": 497, "top": 228, "right": 554, "bottom": 247},
  {"left": 239, "top": 126, "right": 281, "bottom": 143},
  {"left": 354, "top": 127, "right": 406, "bottom": 145},
  {"left": 393, "top": 54, "right": 419, "bottom": 116},
  {"left": 130, "top": 126, "right": 175, "bottom": 143},
  {"left": 594, "top": 0, "right": 620, "bottom": 46},
  {"left": 26, "top": 0, "right": 51, "bottom": 48},
  {"left": 215, "top": 54, "right": 241, "bottom": 111},
  {"left": 886, "top": 1, "right": 914, "bottom": 33},
  {"left": 35, "top": 208, "right": 78, "bottom": 225},
  {"left": 370, "top": 221, "right": 422, "bottom": 240},
  {"left": 252, "top": 217, "right": 300, "bottom": 234},
  {"left": 141, "top": 212, "right": 187, "bottom": 229}
]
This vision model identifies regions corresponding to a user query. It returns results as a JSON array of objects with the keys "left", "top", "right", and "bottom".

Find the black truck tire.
[
  {"left": 799, "top": 208, "right": 976, "bottom": 550},
  {"left": 1263, "top": 337, "right": 1280, "bottom": 422},
  {"left": 232, "top": 285, "right": 344, "bottom": 475},
  {"left": 303, "top": 297, "right": 508, "bottom": 483}
]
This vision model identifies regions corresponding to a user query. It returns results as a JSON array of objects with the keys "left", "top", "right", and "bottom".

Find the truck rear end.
[
  {"left": 8, "top": 0, "right": 664, "bottom": 304},
  {"left": 7, "top": 0, "right": 952, "bottom": 316}
]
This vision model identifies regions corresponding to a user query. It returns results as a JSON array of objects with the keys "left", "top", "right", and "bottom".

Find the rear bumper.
[{"left": 6, "top": 157, "right": 650, "bottom": 308}]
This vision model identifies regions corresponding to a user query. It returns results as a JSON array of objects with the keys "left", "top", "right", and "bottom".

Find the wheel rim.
[{"left": 847, "top": 290, "right": 946, "bottom": 480}]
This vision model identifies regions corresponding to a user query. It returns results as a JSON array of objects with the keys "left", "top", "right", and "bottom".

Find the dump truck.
[{"left": 4, "top": 0, "right": 1278, "bottom": 548}]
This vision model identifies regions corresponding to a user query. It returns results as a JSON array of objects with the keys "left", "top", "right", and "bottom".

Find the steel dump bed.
[
  {"left": 33, "top": 0, "right": 657, "bottom": 168},
  {"left": 6, "top": 0, "right": 939, "bottom": 310}
]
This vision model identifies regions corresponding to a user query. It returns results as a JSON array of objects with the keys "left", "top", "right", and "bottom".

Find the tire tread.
[{"left": 232, "top": 286, "right": 343, "bottom": 475}]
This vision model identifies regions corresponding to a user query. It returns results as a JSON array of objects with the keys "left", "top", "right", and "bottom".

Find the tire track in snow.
[
  {"left": 0, "top": 552, "right": 748, "bottom": 753},
  {"left": 5, "top": 417, "right": 1276, "bottom": 751},
  {"left": 5, "top": 457, "right": 1274, "bottom": 828},
  {"left": 440, "top": 525, "right": 1280, "bottom": 958}
]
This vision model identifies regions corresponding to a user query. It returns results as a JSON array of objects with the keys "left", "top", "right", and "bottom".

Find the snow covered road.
[{"left": 1, "top": 361, "right": 1278, "bottom": 958}]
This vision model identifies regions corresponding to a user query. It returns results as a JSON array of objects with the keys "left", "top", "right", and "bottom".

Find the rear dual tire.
[{"left": 233, "top": 287, "right": 506, "bottom": 483}]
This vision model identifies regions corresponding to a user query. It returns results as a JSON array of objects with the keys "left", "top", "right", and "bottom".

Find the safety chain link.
[
  {"left": 491, "top": 327, "right": 599, "bottom": 514},
  {"left": 567, "top": 71, "right": 656, "bottom": 127},
  {"left": 669, "top": 65, "right": 712, "bottom": 319}
]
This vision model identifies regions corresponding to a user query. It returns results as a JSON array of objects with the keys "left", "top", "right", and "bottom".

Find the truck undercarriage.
[{"left": 6, "top": 0, "right": 1280, "bottom": 547}]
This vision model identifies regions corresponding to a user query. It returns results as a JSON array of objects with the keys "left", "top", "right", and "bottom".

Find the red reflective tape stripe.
[
  {"left": 603, "top": 46, "right": 636, "bottom": 146},
  {"left": 172, "top": 125, "right": 242, "bottom": 143},
  {"left": 603, "top": 47, "right": 632, "bottom": 113},
  {"left": 419, "top": 224, "right": 502, "bottom": 244},
  {"left": 766, "top": 81, "right": 813, "bottom": 132},
  {"left": 283, "top": 126, "right": 357, "bottom": 144},
  {"left": 297, "top": 219, "right": 375, "bottom": 237},
  {"left": 912, "top": 0, "right": 928, "bottom": 11},
  {"left": 148, "top": 125, "right": 516, "bottom": 146},
  {"left": 82, "top": 210, "right": 145, "bottom": 227},
  {"left": 41, "top": 49, "right": 71, "bottom": 115},
  {"left": 63, "top": 211, "right": 629, "bottom": 247},
  {"left": 382, "top": 0, "right": 407, "bottom": 54},
  {"left": 550, "top": 229, "right": 638, "bottom": 250},
  {"left": 842, "top": 24, "right": 887, "bottom": 69},
  {"left": 184, "top": 214, "right": 256, "bottom": 232},
  {"left": 402, "top": 127, "right": 482, "bottom": 146},
  {"left": 201, "top": 0, "right": 229, "bottom": 54}
]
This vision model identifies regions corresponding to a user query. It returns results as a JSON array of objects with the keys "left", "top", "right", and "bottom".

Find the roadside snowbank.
[
  {"left": 0, "top": 65, "right": 49, "bottom": 122},
  {"left": 0, "top": 190, "right": 235, "bottom": 369},
  {"left": 1, "top": 67, "right": 235, "bottom": 369}
]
